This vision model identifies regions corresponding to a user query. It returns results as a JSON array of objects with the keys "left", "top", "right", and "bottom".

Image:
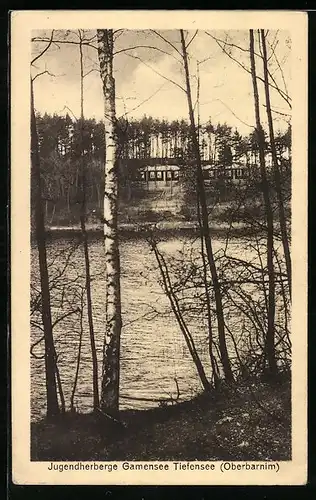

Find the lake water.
[{"left": 30, "top": 232, "right": 287, "bottom": 422}]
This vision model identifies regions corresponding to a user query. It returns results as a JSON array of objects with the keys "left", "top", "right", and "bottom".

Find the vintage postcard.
[{"left": 11, "top": 10, "right": 307, "bottom": 485}]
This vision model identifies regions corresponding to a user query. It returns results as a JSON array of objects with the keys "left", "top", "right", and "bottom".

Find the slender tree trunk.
[
  {"left": 31, "top": 78, "right": 59, "bottom": 419},
  {"left": 95, "top": 183, "right": 101, "bottom": 209},
  {"left": 97, "top": 29, "right": 122, "bottom": 418},
  {"left": 197, "top": 62, "right": 201, "bottom": 147},
  {"left": 260, "top": 29, "right": 292, "bottom": 297},
  {"left": 50, "top": 204, "right": 56, "bottom": 224},
  {"left": 78, "top": 34, "right": 99, "bottom": 411},
  {"left": 71, "top": 292, "right": 84, "bottom": 411},
  {"left": 208, "top": 133, "right": 212, "bottom": 163},
  {"left": 249, "top": 30, "right": 277, "bottom": 379},
  {"left": 150, "top": 236, "right": 211, "bottom": 392},
  {"left": 196, "top": 61, "right": 219, "bottom": 387},
  {"left": 197, "top": 197, "right": 220, "bottom": 388},
  {"left": 54, "top": 347, "right": 66, "bottom": 413},
  {"left": 180, "top": 30, "right": 234, "bottom": 383}
]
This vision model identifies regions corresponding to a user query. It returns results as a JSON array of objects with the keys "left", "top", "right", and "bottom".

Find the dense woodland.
[{"left": 33, "top": 112, "right": 291, "bottom": 225}]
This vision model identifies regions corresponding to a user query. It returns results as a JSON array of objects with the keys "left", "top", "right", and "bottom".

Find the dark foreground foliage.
[{"left": 31, "top": 380, "right": 291, "bottom": 462}]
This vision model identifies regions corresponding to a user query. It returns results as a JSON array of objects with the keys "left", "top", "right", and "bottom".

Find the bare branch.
[
  {"left": 114, "top": 44, "right": 181, "bottom": 63},
  {"left": 186, "top": 30, "right": 199, "bottom": 49},
  {"left": 267, "top": 29, "right": 280, "bottom": 60},
  {"left": 52, "top": 308, "right": 80, "bottom": 328},
  {"left": 32, "top": 69, "right": 55, "bottom": 82},
  {"left": 30, "top": 334, "right": 45, "bottom": 358},
  {"left": 206, "top": 32, "right": 291, "bottom": 109},
  {"left": 82, "top": 32, "right": 98, "bottom": 43},
  {"left": 32, "top": 36, "right": 98, "bottom": 50},
  {"left": 59, "top": 105, "right": 78, "bottom": 121},
  {"left": 113, "top": 29, "right": 124, "bottom": 37},
  {"left": 31, "top": 30, "right": 55, "bottom": 66},
  {"left": 205, "top": 31, "right": 262, "bottom": 58},
  {"left": 257, "top": 29, "right": 291, "bottom": 108},
  {"left": 266, "top": 37, "right": 289, "bottom": 100},
  {"left": 150, "top": 30, "right": 183, "bottom": 57},
  {"left": 83, "top": 68, "right": 99, "bottom": 78},
  {"left": 212, "top": 98, "right": 255, "bottom": 129},
  {"left": 262, "top": 104, "right": 291, "bottom": 117},
  {"left": 118, "top": 82, "right": 167, "bottom": 119},
  {"left": 30, "top": 321, "right": 44, "bottom": 332},
  {"left": 266, "top": 66, "right": 291, "bottom": 108},
  {"left": 198, "top": 55, "right": 215, "bottom": 66},
  {"left": 124, "top": 53, "right": 186, "bottom": 93}
]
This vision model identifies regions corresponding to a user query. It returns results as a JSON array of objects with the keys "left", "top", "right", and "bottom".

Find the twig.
[
  {"left": 114, "top": 44, "right": 181, "bottom": 63},
  {"left": 124, "top": 53, "right": 186, "bottom": 93},
  {"left": 32, "top": 69, "right": 56, "bottom": 82},
  {"left": 205, "top": 32, "right": 291, "bottom": 109},
  {"left": 118, "top": 83, "right": 167, "bottom": 119},
  {"left": 150, "top": 30, "right": 183, "bottom": 57},
  {"left": 31, "top": 30, "right": 55, "bottom": 66},
  {"left": 186, "top": 30, "right": 199, "bottom": 49}
]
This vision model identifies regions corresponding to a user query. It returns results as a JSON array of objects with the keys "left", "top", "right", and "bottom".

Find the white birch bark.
[{"left": 97, "top": 29, "right": 122, "bottom": 417}]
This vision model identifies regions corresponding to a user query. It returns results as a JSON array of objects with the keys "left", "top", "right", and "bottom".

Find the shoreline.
[{"left": 34, "top": 221, "right": 257, "bottom": 239}]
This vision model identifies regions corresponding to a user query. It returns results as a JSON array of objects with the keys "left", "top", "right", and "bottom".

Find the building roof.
[
  {"left": 140, "top": 164, "right": 180, "bottom": 172},
  {"left": 202, "top": 163, "right": 248, "bottom": 170}
]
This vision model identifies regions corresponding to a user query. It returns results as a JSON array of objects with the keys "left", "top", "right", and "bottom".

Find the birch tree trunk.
[
  {"left": 260, "top": 29, "right": 292, "bottom": 297},
  {"left": 97, "top": 29, "right": 122, "bottom": 417},
  {"left": 249, "top": 30, "right": 277, "bottom": 379},
  {"left": 31, "top": 78, "right": 59, "bottom": 419},
  {"left": 180, "top": 30, "right": 234, "bottom": 384}
]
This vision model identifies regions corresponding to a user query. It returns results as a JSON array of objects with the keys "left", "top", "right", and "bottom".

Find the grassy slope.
[{"left": 31, "top": 381, "right": 291, "bottom": 462}]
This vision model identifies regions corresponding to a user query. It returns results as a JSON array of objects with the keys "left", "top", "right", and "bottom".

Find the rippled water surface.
[{"left": 31, "top": 233, "right": 264, "bottom": 422}]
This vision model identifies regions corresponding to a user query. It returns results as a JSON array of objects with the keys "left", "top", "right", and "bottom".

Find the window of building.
[
  {"left": 149, "top": 171, "right": 156, "bottom": 180},
  {"left": 166, "top": 171, "right": 172, "bottom": 180},
  {"left": 236, "top": 169, "right": 245, "bottom": 178},
  {"left": 140, "top": 172, "right": 146, "bottom": 181},
  {"left": 173, "top": 171, "right": 179, "bottom": 180},
  {"left": 156, "top": 171, "right": 163, "bottom": 180}
]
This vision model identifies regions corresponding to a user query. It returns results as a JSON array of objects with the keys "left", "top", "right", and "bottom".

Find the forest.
[
  {"left": 34, "top": 111, "right": 291, "bottom": 226},
  {"left": 30, "top": 28, "right": 292, "bottom": 462}
]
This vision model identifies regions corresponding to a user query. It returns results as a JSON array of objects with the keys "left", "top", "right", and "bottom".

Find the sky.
[{"left": 31, "top": 29, "right": 291, "bottom": 136}]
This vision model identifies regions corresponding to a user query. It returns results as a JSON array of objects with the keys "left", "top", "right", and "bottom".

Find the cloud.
[
  {"left": 117, "top": 52, "right": 187, "bottom": 120},
  {"left": 32, "top": 29, "right": 291, "bottom": 135}
]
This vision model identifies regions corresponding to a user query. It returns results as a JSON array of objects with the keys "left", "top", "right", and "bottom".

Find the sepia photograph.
[{"left": 11, "top": 10, "right": 307, "bottom": 485}]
